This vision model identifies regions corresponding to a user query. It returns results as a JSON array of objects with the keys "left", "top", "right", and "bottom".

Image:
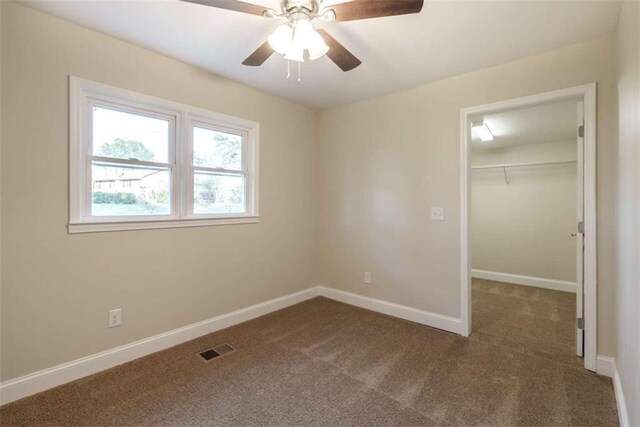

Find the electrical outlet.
[
  {"left": 108, "top": 309, "right": 122, "bottom": 328},
  {"left": 431, "top": 207, "right": 445, "bottom": 221},
  {"left": 364, "top": 272, "right": 372, "bottom": 284}
]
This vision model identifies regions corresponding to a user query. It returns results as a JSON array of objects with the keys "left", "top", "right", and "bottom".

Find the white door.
[{"left": 576, "top": 101, "right": 585, "bottom": 357}]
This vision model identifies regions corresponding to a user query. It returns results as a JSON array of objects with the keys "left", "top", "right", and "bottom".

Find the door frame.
[{"left": 459, "top": 83, "right": 597, "bottom": 371}]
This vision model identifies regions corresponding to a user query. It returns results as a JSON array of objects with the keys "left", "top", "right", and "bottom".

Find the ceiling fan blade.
[
  {"left": 317, "top": 29, "right": 361, "bottom": 72},
  {"left": 242, "top": 40, "right": 275, "bottom": 66},
  {"left": 180, "top": 0, "right": 268, "bottom": 17},
  {"left": 329, "top": 0, "right": 423, "bottom": 22}
]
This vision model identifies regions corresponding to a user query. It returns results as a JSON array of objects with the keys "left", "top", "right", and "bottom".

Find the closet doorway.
[{"left": 459, "top": 84, "right": 597, "bottom": 371}]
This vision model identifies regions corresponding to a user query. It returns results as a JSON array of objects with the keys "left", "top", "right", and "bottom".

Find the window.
[
  {"left": 90, "top": 105, "right": 174, "bottom": 218},
  {"left": 69, "top": 77, "right": 259, "bottom": 233},
  {"left": 191, "top": 125, "right": 246, "bottom": 215}
]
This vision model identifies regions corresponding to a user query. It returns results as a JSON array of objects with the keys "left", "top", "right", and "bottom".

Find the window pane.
[
  {"left": 91, "top": 162, "right": 171, "bottom": 216},
  {"left": 193, "top": 127, "right": 242, "bottom": 170},
  {"left": 193, "top": 173, "right": 245, "bottom": 214},
  {"left": 93, "top": 106, "right": 170, "bottom": 163}
]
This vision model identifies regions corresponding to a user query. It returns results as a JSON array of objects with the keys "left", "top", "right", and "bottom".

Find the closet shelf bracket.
[{"left": 502, "top": 167, "right": 510, "bottom": 185}]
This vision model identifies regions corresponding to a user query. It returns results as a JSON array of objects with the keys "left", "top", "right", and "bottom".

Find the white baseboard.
[
  {"left": 2, "top": 283, "right": 618, "bottom": 421},
  {"left": 317, "top": 286, "right": 462, "bottom": 335},
  {"left": 0, "top": 285, "right": 464, "bottom": 406},
  {"left": 596, "top": 356, "right": 629, "bottom": 427},
  {"left": 612, "top": 366, "right": 630, "bottom": 427},
  {"left": 0, "top": 287, "right": 321, "bottom": 406},
  {"left": 596, "top": 355, "right": 615, "bottom": 378},
  {"left": 472, "top": 269, "right": 576, "bottom": 293}
]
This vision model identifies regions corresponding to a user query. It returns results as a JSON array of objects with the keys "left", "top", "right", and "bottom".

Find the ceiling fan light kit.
[
  {"left": 180, "top": 0, "right": 424, "bottom": 77},
  {"left": 268, "top": 17, "right": 330, "bottom": 64}
]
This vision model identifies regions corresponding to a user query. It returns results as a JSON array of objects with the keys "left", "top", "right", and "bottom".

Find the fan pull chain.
[
  {"left": 286, "top": 60, "right": 291, "bottom": 79},
  {"left": 298, "top": 61, "right": 302, "bottom": 84}
]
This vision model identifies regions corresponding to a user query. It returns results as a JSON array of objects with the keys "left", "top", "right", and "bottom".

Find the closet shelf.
[
  {"left": 471, "top": 160, "right": 577, "bottom": 185},
  {"left": 470, "top": 160, "right": 577, "bottom": 170}
]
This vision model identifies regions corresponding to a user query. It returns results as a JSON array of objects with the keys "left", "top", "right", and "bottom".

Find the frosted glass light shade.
[
  {"left": 270, "top": 18, "right": 329, "bottom": 63},
  {"left": 307, "top": 30, "right": 329, "bottom": 60},
  {"left": 268, "top": 24, "right": 293, "bottom": 55},
  {"left": 284, "top": 46, "right": 305, "bottom": 62},
  {"left": 293, "top": 19, "right": 314, "bottom": 48}
]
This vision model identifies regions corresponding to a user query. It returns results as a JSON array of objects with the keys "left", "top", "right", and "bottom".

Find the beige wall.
[
  {"left": 614, "top": 1, "right": 639, "bottom": 424},
  {"left": 0, "top": 2, "right": 318, "bottom": 381},
  {"left": 471, "top": 141, "right": 577, "bottom": 282},
  {"left": 318, "top": 34, "right": 617, "bottom": 356}
]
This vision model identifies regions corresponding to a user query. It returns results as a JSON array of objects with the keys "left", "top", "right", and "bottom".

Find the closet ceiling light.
[{"left": 471, "top": 120, "right": 494, "bottom": 142}]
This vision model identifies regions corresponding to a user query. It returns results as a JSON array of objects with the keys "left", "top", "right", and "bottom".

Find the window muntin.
[{"left": 70, "top": 77, "right": 259, "bottom": 232}]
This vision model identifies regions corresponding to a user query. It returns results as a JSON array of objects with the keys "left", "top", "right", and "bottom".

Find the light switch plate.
[
  {"left": 364, "top": 272, "right": 372, "bottom": 284},
  {"left": 431, "top": 207, "right": 445, "bottom": 221}
]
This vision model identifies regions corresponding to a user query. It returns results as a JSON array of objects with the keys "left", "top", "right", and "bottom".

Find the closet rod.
[{"left": 470, "top": 160, "right": 577, "bottom": 170}]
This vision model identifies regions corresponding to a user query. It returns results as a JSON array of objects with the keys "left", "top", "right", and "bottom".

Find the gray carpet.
[{"left": 0, "top": 290, "right": 618, "bottom": 426}]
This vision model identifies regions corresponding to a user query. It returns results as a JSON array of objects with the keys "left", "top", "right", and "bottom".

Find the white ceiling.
[
  {"left": 21, "top": 0, "right": 621, "bottom": 109},
  {"left": 471, "top": 99, "right": 578, "bottom": 149}
]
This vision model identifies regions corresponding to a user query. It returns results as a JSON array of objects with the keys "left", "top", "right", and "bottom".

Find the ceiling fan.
[{"left": 179, "top": 0, "right": 424, "bottom": 72}]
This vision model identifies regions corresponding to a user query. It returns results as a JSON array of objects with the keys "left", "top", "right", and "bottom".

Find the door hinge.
[
  {"left": 578, "top": 125, "right": 584, "bottom": 138},
  {"left": 578, "top": 221, "right": 584, "bottom": 234},
  {"left": 577, "top": 317, "right": 584, "bottom": 330}
]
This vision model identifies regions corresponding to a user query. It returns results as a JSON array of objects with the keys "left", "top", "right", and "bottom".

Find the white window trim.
[{"left": 69, "top": 76, "right": 259, "bottom": 234}]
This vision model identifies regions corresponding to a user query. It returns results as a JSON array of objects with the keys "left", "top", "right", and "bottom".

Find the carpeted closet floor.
[
  {"left": 472, "top": 278, "right": 581, "bottom": 368},
  {"left": 1, "top": 282, "right": 618, "bottom": 426}
]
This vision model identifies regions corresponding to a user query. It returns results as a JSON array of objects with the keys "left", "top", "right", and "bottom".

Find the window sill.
[{"left": 68, "top": 216, "right": 259, "bottom": 234}]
